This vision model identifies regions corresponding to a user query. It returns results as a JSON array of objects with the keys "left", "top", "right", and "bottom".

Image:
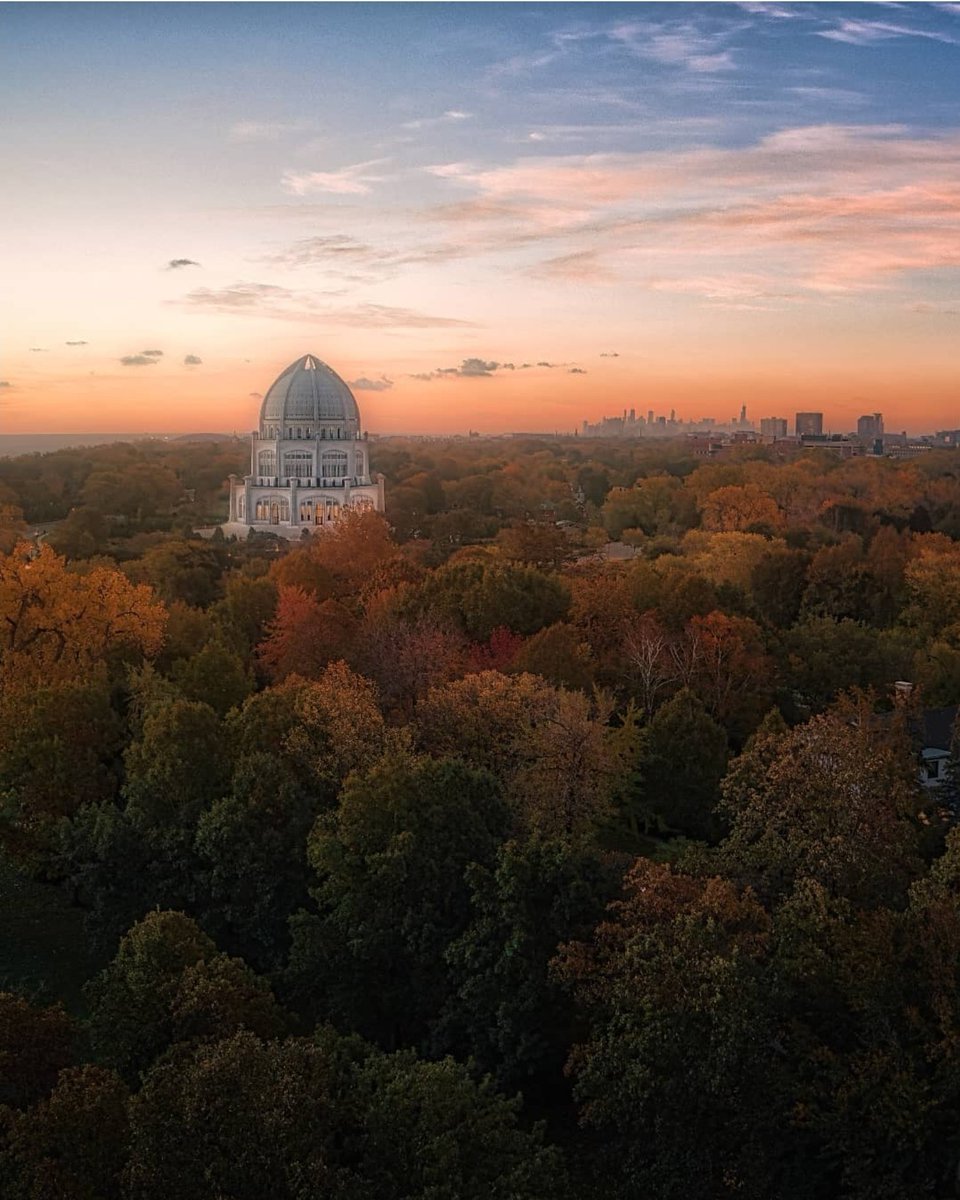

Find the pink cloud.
[{"left": 424, "top": 126, "right": 960, "bottom": 296}]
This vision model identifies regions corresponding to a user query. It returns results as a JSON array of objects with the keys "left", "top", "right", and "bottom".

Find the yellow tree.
[
  {"left": 0, "top": 504, "right": 27, "bottom": 555},
  {"left": 288, "top": 660, "right": 390, "bottom": 792},
  {"left": 416, "top": 670, "right": 635, "bottom": 838},
  {"left": 701, "top": 483, "right": 783, "bottom": 533},
  {"left": 0, "top": 543, "right": 166, "bottom": 691}
]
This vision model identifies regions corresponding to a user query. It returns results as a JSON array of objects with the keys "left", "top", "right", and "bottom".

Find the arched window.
[
  {"left": 257, "top": 449, "right": 276, "bottom": 477},
  {"left": 321, "top": 450, "right": 348, "bottom": 480},
  {"left": 254, "top": 496, "right": 290, "bottom": 523},
  {"left": 282, "top": 449, "right": 314, "bottom": 480},
  {"left": 354, "top": 451, "right": 364, "bottom": 477}
]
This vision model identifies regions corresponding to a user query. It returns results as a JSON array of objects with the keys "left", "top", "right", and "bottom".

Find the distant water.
[{"left": 0, "top": 433, "right": 230, "bottom": 457}]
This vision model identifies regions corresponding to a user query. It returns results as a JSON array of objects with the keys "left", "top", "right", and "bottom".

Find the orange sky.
[{"left": 3, "top": 4, "right": 960, "bottom": 435}]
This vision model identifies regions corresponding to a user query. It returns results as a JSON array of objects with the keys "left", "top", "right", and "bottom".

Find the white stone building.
[{"left": 222, "top": 354, "right": 385, "bottom": 539}]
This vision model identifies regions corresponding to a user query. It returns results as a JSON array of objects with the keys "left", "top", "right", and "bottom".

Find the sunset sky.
[{"left": 2, "top": 2, "right": 960, "bottom": 435}]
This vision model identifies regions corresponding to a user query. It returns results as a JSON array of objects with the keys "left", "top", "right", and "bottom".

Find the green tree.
[
  {"left": 556, "top": 859, "right": 779, "bottom": 1200},
  {"left": 1, "top": 1065, "right": 129, "bottom": 1200},
  {"left": 210, "top": 572, "right": 277, "bottom": 652},
  {"left": 171, "top": 639, "right": 253, "bottom": 716},
  {"left": 0, "top": 992, "right": 74, "bottom": 1110},
  {"left": 406, "top": 561, "right": 570, "bottom": 640},
  {"left": 633, "top": 688, "right": 729, "bottom": 841},
  {"left": 440, "top": 836, "right": 613, "bottom": 1096},
  {"left": 717, "top": 700, "right": 925, "bottom": 908},
  {"left": 124, "top": 1030, "right": 567, "bottom": 1200},
  {"left": 511, "top": 623, "right": 594, "bottom": 691},
  {"left": 286, "top": 753, "right": 510, "bottom": 1048},
  {"left": 84, "top": 910, "right": 283, "bottom": 1081},
  {"left": 0, "top": 674, "right": 123, "bottom": 874},
  {"left": 748, "top": 545, "right": 809, "bottom": 628},
  {"left": 194, "top": 753, "right": 317, "bottom": 969}
]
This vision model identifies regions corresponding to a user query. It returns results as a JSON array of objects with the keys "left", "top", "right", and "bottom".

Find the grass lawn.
[{"left": 0, "top": 851, "right": 107, "bottom": 1012}]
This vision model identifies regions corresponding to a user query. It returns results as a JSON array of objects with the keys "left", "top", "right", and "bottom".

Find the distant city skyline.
[{"left": 3, "top": 3, "right": 960, "bottom": 435}]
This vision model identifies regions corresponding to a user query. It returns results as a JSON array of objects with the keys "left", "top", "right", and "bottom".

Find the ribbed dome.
[{"left": 259, "top": 355, "right": 360, "bottom": 425}]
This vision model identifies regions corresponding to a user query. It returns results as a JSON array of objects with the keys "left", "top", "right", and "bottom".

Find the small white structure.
[{"left": 222, "top": 354, "right": 385, "bottom": 540}]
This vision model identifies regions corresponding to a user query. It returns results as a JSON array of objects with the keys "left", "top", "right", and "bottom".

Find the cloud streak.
[
  {"left": 180, "top": 282, "right": 473, "bottom": 327},
  {"left": 817, "top": 18, "right": 960, "bottom": 46},
  {"left": 411, "top": 358, "right": 583, "bottom": 380},
  {"left": 282, "top": 158, "right": 390, "bottom": 196},
  {"left": 424, "top": 125, "right": 960, "bottom": 297},
  {"left": 402, "top": 109, "right": 472, "bottom": 131},
  {"left": 348, "top": 375, "right": 394, "bottom": 391}
]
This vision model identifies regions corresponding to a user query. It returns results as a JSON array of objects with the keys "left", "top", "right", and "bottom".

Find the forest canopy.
[{"left": 4, "top": 434, "right": 960, "bottom": 1197}]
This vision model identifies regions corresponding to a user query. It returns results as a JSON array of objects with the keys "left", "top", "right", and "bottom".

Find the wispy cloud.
[
  {"left": 424, "top": 125, "right": 960, "bottom": 297},
  {"left": 737, "top": 2, "right": 799, "bottom": 16},
  {"left": 120, "top": 354, "right": 159, "bottom": 366},
  {"left": 65, "top": 340, "right": 88, "bottom": 346},
  {"left": 818, "top": 17, "right": 960, "bottom": 45},
  {"left": 281, "top": 158, "right": 390, "bottom": 196},
  {"left": 411, "top": 358, "right": 580, "bottom": 380},
  {"left": 140, "top": 349, "right": 163, "bottom": 357},
  {"left": 182, "top": 282, "right": 295, "bottom": 311},
  {"left": 532, "top": 249, "right": 617, "bottom": 283},
  {"left": 263, "top": 233, "right": 456, "bottom": 282},
  {"left": 184, "top": 354, "right": 203, "bottom": 365},
  {"left": 0, "top": 381, "right": 12, "bottom": 389},
  {"left": 166, "top": 258, "right": 201, "bottom": 270},
  {"left": 324, "top": 304, "right": 473, "bottom": 329},
  {"left": 609, "top": 18, "right": 740, "bottom": 73},
  {"left": 180, "top": 282, "right": 473, "bottom": 328},
  {"left": 348, "top": 375, "right": 394, "bottom": 391},
  {"left": 401, "top": 109, "right": 472, "bottom": 131}
]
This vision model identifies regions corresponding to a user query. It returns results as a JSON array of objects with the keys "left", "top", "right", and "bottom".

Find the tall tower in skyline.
[
  {"left": 796, "top": 411, "right": 824, "bottom": 437},
  {"left": 857, "top": 412, "right": 884, "bottom": 439},
  {"left": 761, "top": 417, "right": 788, "bottom": 438}
]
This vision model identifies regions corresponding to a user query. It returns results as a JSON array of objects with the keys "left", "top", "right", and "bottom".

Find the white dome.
[{"left": 259, "top": 354, "right": 360, "bottom": 426}]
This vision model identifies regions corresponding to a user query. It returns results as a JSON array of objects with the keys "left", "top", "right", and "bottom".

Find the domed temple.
[{"left": 223, "top": 354, "right": 385, "bottom": 539}]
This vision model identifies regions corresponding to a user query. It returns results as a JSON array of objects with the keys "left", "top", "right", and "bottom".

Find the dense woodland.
[{"left": 5, "top": 435, "right": 960, "bottom": 1197}]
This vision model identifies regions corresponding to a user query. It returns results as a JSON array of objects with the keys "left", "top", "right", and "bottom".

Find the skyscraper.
[
  {"left": 857, "top": 412, "right": 884, "bottom": 439},
  {"left": 796, "top": 411, "right": 824, "bottom": 437},
  {"left": 761, "top": 417, "right": 788, "bottom": 438}
]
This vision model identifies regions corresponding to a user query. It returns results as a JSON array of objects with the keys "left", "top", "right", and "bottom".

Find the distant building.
[
  {"left": 799, "top": 433, "right": 860, "bottom": 458},
  {"left": 581, "top": 409, "right": 642, "bottom": 438},
  {"left": 857, "top": 412, "right": 884, "bottom": 439},
  {"left": 760, "top": 417, "right": 788, "bottom": 438},
  {"left": 223, "top": 354, "right": 384, "bottom": 540},
  {"left": 795, "top": 411, "right": 824, "bottom": 437}
]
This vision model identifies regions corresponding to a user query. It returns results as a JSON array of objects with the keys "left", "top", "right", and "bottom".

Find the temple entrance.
[
  {"left": 299, "top": 498, "right": 339, "bottom": 525},
  {"left": 254, "top": 497, "right": 290, "bottom": 523}
]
